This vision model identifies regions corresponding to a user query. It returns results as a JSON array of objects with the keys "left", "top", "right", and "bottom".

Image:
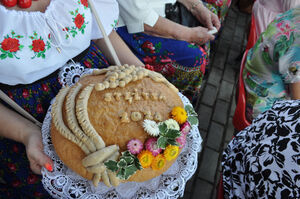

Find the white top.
[
  {"left": 117, "top": 0, "right": 176, "bottom": 33},
  {"left": 0, "top": 0, "right": 119, "bottom": 85},
  {"left": 253, "top": 0, "right": 300, "bottom": 37}
]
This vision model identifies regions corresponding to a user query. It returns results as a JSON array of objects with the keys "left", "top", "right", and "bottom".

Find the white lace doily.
[{"left": 41, "top": 66, "right": 202, "bottom": 199}]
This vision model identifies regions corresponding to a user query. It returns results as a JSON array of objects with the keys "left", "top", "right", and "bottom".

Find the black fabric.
[{"left": 165, "top": 3, "right": 202, "bottom": 27}]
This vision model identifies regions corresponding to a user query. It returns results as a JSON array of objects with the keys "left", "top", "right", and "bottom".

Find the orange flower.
[
  {"left": 138, "top": 150, "right": 154, "bottom": 168},
  {"left": 151, "top": 154, "right": 166, "bottom": 170},
  {"left": 170, "top": 107, "right": 187, "bottom": 124},
  {"left": 164, "top": 145, "right": 179, "bottom": 161}
]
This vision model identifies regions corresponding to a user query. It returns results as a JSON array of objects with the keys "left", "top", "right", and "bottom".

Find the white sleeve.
[
  {"left": 117, "top": 0, "right": 159, "bottom": 33},
  {"left": 90, "top": 0, "right": 119, "bottom": 39}
]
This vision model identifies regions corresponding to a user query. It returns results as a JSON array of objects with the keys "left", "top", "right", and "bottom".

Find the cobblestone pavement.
[{"left": 181, "top": 2, "right": 251, "bottom": 199}]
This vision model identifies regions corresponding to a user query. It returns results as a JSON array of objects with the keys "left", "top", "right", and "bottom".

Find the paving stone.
[
  {"left": 198, "top": 104, "right": 213, "bottom": 131},
  {"left": 230, "top": 94, "right": 237, "bottom": 117},
  {"left": 212, "top": 100, "right": 229, "bottom": 124},
  {"left": 234, "top": 25, "right": 246, "bottom": 39},
  {"left": 225, "top": 117, "right": 235, "bottom": 142},
  {"left": 207, "top": 67, "right": 223, "bottom": 87},
  {"left": 185, "top": 174, "right": 196, "bottom": 193},
  {"left": 198, "top": 148, "right": 219, "bottom": 182},
  {"left": 206, "top": 122, "right": 224, "bottom": 151},
  {"left": 217, "top": 39, "right": 231, "bottom": 54},
  {"left": 182, "top": 192, "right": 191, "bottom": 199},
  {"left": 201, "top": 84, "right": 218, "bottom": 106},
  {"left": 200, "top": 130, "right": 208, "bottom": 141},
  {"left": 218, "top": 80, "right": 234, "bottom": 102},
  {"left": 212, "top": 52, "right": 227, "bottom": 69},
  {"left": 227, "top": 8, "right": 238, "bottom": 19},
  {"left": 223, "top": 66, "right": 237, "bottom": 84},
  {"left": 226, "top": 48, "right": 241, "bottom": 65},
  {"left": 192, "top": 179, "right": 213, "bottom": 199},
  {"left": 236, "top": 13, "right": 247, "bottom": 27}
]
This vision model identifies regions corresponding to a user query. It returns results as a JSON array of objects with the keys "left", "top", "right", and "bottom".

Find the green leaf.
[
  {"left": 116, "top": 168, "right": 125, "bottom": 180},
  {"left": 70, "top": 11, "right": 74, "bottom": 15},
  {"left": 0, "top": 48, "right": 6, "bottom": 53},
  {"left": 117, "top": 159, "right": 127, "bottom": 168},
  {"left": 0, "top": 54, "right": 7, "bottom": 59},
  {"left": 188, "top": 116, "right": 198, "bottom": 126},
  {"left": 37, "top": 53, "right": 41, "bottom": 58},
  {"left": 42, "top": 54, "right": 46, "bottom": 59},
  {"left": 19, "top": 45, "right": 24, "bottom": 50},
  {"left": 123, "top": 156, "right": 134, "bottom": 165},
  {"left": 167, "top": 139, "right": 179, "bottom": 146},
  {"left": 165, "top": 129, "right": 181, "bottom": 139},
  {"left": 157, "top": 137, "right": 167, "bottom": 149},
  {"left": 7, "top": 52, "right": 13, "bottom": 58},
  {"left": 104, "top": 160, "right": 118, "bottom": 172},
  {"left": 159, "top": 123, "right": 168, "bottom": 136},
  {"left": 124, "top": 165, "right": 137, "bottom": 180},
  {"left": 185, "top": 105, "right": 197, "bottom": 116}
]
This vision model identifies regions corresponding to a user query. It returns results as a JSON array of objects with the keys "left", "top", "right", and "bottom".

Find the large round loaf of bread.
[{"left": 51, "top": 65, "right": 184, "bottom": 184}]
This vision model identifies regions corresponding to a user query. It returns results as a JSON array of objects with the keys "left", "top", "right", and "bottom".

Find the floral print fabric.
[
  {"left": 243, "top": 7, "right": 300, "bottom": 121},
  {"left": 0, "top": 42, "right": 110, "bottom": 198},
  {"left": 222, "top": 100, "right": 300, "bottom": 199},
  {"left": 117, "top": 26, "right": 207, "bottom": 100}
]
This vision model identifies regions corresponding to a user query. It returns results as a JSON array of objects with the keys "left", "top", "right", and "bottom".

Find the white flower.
[
  {"left": 161, "top": 119, "right": 180, "bottom": 130},
  {"left": 143, "top": 119, "right": 160, "bottom": 137}
]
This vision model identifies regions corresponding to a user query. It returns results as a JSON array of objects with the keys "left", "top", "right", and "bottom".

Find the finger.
[
  {"left": 33, "top": 149, "right": 53, "bottom": 172},
  {"left": 212, "top": 15, "right": 221, "bottom": 30},
  {"left": 30, "top": 161, "right": 42, "bottom": 175},
  {"left": 206, "top": 17, "right": 214, "bottom": 30}
]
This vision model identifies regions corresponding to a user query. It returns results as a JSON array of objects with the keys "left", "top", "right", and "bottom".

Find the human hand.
[
  {"left": 186, "top": 26, "right": 215, "bottom": 45},
  {"left": 191, "top": 3, "right": 221, "bottom": 31},
  {"left": 23, "top": 126, "right": 53, "bottom": 175}
]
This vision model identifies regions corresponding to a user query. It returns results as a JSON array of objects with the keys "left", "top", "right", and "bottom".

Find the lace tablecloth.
[{"left": 41, "top": 65, "right": 203, "bottom": 199}]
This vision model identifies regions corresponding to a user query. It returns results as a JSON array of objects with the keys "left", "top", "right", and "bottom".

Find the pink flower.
[
  {"left": 176, "top": 134, "right": 187, "bottom": 149},
  {"left": 127, "top": 139, "right": 143, "bottom": 155},
  {"left": 180, "top": 122, "right": 191, "bottom": 136},
  {"left": 145, "top": 138, "right": 162, "bottom": 156}
]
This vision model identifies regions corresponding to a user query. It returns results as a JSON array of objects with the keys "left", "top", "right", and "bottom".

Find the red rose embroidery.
[
  {"left": 27, "top": 174, "right": 38, "bottom": 184},
  {"left": 7, "top": 163, "right": 17, "bottom": 172},
  {"left": 12, "top": 180, "right": 21, "bottom": 187},
  {"left": 41, "top": 84, "right": 49, "bottom": 92},
  {"left": 74, "top": 14, "right": 84, "bottom": 29},
  {"left": 84, "top": 60, "right": 92, "bottom": 68},
  {"left": 22, "top": 89, "right": 29, "bottom": 98},
  {"left": 32, "top": 39, "right": 45, "bottom": 52},
  {"left": 80, "top": 0, "right": 88, "bottom": 7},
  {"left": 12, "top": 144, "right": 19, "bottom": 153},
  {"left": 36, "top": 104, "right": 43, "bottom": 114},
  {"left": 1, "top": 38, "right": 20, "bottom": 52},
  {"left": 7, "top": 91, "right": 13, "bottom": 99},
  {"left": 141, "top": 41, "right": 155, "bottom": 54}
]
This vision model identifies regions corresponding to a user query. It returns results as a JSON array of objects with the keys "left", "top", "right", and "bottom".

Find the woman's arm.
[
  {"left": 93, "top": 31, "right": 144, "bottom": 66},
  {"left": 0, "top": 103, "right": 53, "bottom": 174},
  {"left": 144, "top": 16, "right": 214, "bottom": 45},
  {"left": 290, "top": 82, "right": 300, "bottom": 99}
]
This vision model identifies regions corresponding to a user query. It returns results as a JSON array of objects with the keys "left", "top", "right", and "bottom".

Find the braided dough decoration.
[{"left": 51, "top": 65, "right": 184, "bottom": 187}]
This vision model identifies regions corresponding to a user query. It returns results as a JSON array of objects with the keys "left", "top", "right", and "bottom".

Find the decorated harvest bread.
[{"left": 51, "top": 65, "right": 196, "bottom": 187}]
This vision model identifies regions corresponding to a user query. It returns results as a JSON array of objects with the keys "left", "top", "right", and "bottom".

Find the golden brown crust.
[{"left": 51, "top": 66, "right": 184, "bottom": 183}]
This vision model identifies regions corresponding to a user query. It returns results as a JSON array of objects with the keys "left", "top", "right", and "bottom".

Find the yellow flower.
[
  {"left": 151, "top": 154, "right": 166, "bottom": 170},
  {"left": 170, "top": 107, "right": 187, "bottom": 124},
  {"left": 138, "top": 150, "right": 154, "bottom": 168},
  {"left": 164, "top": 145, "right": 179, "bottom": 161}
]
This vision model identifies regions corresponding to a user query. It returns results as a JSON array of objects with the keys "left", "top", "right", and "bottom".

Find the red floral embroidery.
[
  {"left": 27, "top": 174, "right": 38, "bottom": 184},
  {"left": 0, "top": 31, "right": 24, "bottom": 59},
  {"left": 41, "top": 83, "right": 49, "bottom": 92},
  {"left": 84, "top": 60, "right": 92, "bottom": 68},
  {"left": 80, "top": 0, "right": 88, "bottom": 8},
  {"left": 22, "top": 89, "right": 29, "bottom": 99},
  {"left": 32, "top": 39, "right": 45, "bottom": 52},
  {"left": 1, "top": 38, "right": 20, "bottom": 52},
  {"left": 142, "top": 41, "right": 155, "bottom": 54},
  {"left": 12, "top": 180, "right": 21, "bottom": 187},
  {"left": 29, "top": 31, "right": 51, "bottom": 59},
  {"left": 74, "top": 14, "right": 84, "bottom": 29},
  {"left": 65, "top": 9, "right": 88, "bottom": 39},
  {"left": 7, "top": 91, "right": 13, "bottom": 99},
  {"left": 12, "top": 144, "right": 19, "bottom": 153},
  {"left": 36, "top": 104, "right": 43, "bottom": 114},
  {"left": 7, "top": 163, "right": 17, "bottom": 172}
]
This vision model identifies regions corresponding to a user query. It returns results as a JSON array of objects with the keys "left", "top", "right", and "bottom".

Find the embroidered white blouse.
[
  {"left": 0, "top": 0, "right": 119, "bottom": 85},
  {"left": 117, "top": 0, "right": 176, "bottom": 34}
]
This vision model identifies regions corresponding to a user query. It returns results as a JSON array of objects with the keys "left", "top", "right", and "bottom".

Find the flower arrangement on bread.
[{"left": 50, "top": 64, "right": 198, "bottom": 187}]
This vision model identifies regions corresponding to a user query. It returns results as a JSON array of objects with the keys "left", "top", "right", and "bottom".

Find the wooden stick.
[
  {"left": 88, "top": 0, "right": 121, "bottom": 66},
  {"left": 0, "top": 89, "right": 42, "bottom": 127}
]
